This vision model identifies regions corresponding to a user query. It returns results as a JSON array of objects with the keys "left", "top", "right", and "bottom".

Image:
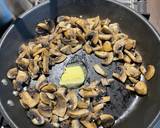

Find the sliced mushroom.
[
  {"left": 66, "top": 90, "right": 78, "bottom": 110},
  {"left": 100, "top": 78, "right": 114, "bottom": 86},
  {"left": 101, "top": 52, "right": 113, "bottom": 65},
  {"left": 113, "top": 39, "right": 125, "bottom": 54},
  {"left": 77, "top": 99, "right": 90, "bottom": 109},
  {"left": 101, "top": 25, "right": 112, "bottom": 34},
  {"left": 16, "top": 58, "right": 30, "bottom": 69},
  {"left": 7, "top": 67, "right": 18, "bottom": 79},
  {"left": 126, "top": 84, "right": 135, "bottom": 92},
  {"left": 51, "top": 115, "right": 59, "bottom": 128},
  {"left": 36, "top": 75, "right": 47, "bottom": 90},
  {"left": 93, "top": 64, "right": 107, "bottom": 77},
  {"left": 42, "top": 49, "right": 49, "bottom": 74},
  {"left": 99, "top": 34, "right": 112, "bottom": 41},
  {"left": 113, "top": 66, "right": 127, "bottom": 83},
  {"left": 19, "top": 99, "right": 29, "bottom": 109},
  {"left": 16, "top": 70, "right": 28, "bottom": 83},
  {"left": 101, "top": 41, "right": 112, "bottom": 52},
  {"left": 124, "top": 38, "right": 136, "bottom": 50},
  {"left": 52, "top": 91, "right": 67, "bottom": 117},
  {"left": 140, "top": 65, "right": 147, "bottom": 75},
  {"left": 19, "top": 91, "right": 39, "bottom": 108},
  {"left": 99, "top": 114, "right": 115, "bottom": 128},
  {"left": 123, "top": 55, "right": 131, "bottom": 63},
  {"left": 71, "top": 119, "right": 80, "bottom": 128},
  {"left": 109, "top": 23, "right": 120, "bottom": 34},
  {"left": 145, "top": 65, "right": 155, "bottom": 80},
  {"left": 53, "top": 54, "right": 67, "bottom": 64},
  {"left": 134, "top": 81, "right": 148, "bottom": 95},
  {"left": 68, "top": 109, "right": 89, "bottom": 118},
  {"left": 27, "top": 109, "right": 45, "bottom": 125},
  {"left": 60, "top": 45, "right": 72, "bottom": 55},
  {"left": 41, "top": 83, "right": 57, "bottom": 92},
  {"left": 93, "top": 103, "right": 104, "bottom": 113},
  {"left": 99, "top": 96, "right": 110, "bottom": 103},
  {"left": 94, "top": 51, "right": 109, "bottom": 59},
  {"left": 80, "top": 120, "right": 97, "bottom": 128},
  {"left": 40, "top": 92, "right": 51, "bottom": 105},
  {"left": 79, "top": 89, "right": 99, "bottom": 98},
  {"left": 71, "top": 44, "right": 82, "bottom": 53},
  {"left": 37, "top": 103, "right": 52, "bottom": 118},
  {"left": 12, "top": 80, "right": 22, "bottom": 91},
  {"left": 124, "top": 63, "right": 141, "bottom": 78},
  {"left": 128, "top": 76, "right": 139, "bottom": 84},
  {"left": 83, "top": 42, "right": 92, "bottom": 54}
]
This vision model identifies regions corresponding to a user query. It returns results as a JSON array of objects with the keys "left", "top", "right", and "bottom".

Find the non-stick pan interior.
[{"left": 0, "top": 0, "right": 160, "bottom": 128}]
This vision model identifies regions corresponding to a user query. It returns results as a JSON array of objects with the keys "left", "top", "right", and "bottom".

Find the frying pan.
[{"left": 0, "top": 0, "right": 160, "bottom": 128}]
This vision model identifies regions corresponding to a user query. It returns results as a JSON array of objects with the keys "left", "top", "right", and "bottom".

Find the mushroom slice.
[
  {"left": 71, "top": 119, "right": 80, "bottom": 128},
  {"left": 99, "top": 114, "right": 115, "bottom": 128},
  {"left": 93, "top": 103, "right": 104, "bottom": 113},
  {"left": 94, "top": 51, "right": 109, "bottom": 58},
  {"left": 101, "top": 78, "right": 114, "bottom": 86},
  {"left": 52, "top": 91, "right": 67, "bottom": 117},
  {"left": 16, "top": 70, "right": 28, "bottom": 83},
  {"left": 101, "top": 41, "right": 113, "bottom": 52},
  {"left": 41, "top": 83, "right": 57, "bottom": 92},
  {"left": 51, "top": 115, "right": 59, "bottom": 128},
  {"left": 126, "top": 84, "right": 135, "bottom": 92},
  {"left": 101, "top": 25, "right": 112, "bottom": 34},
  {"left": 99, "top": 96, "right": 111, "bottom": 103},
  {"left": 66, "top": 90, "right": 78, "bottom": 110},
  {"left": 113, "top": 66, "right": 127, "bottom": 83},
  {"left": 86, "top": 31, "right": 99, "bottom": 45},
  {"left": 99, "top": 34, "right": 112, "bottom": 41},
  {"left": 19, "top": 99, "right": 29, "bottom": 109},
  {"left": 80, "top": 120, "right": 96, "bottom": 128},
  {"left": 59, "top": 114, "right": 69, "bottom": 122},
  {"left": 113, "top": 39, "right": 125, "bottom": 54},
  {"left": 123, "top": 55, "right": 131, "bottom": 63},
  {"left": 19, "top": 91, "right": 39, "bottom": 108},
  {"left": 38, "top": 103, "right": 52, "bottom": 118},
  {"left": 71, "top": 44, "right": 82, "bottom": 53},
  {"left": 124, "top": 38, "right": 136, "bottom": 50},
  {"left": 60, "top": 45, "right": 72, "bottom": 55},
  {"left": 109, "top": 23, "right": 120, "bottom": 34},
  {"left": 93, "top": 64, "right": 107, "bottom": 77},
  {"left": 36, "top": 75, "right": 47, "bottom": 90},
  {"left": 67, "top": 109, "right": 89, "bottom": 118},
  {"left": 42, "top": 49, "right": 49, "bottom": 74},
  {"left": 77, "top": 99, "right": 90, "bottom": 109},
  {"left": 101, "top": 52, "right": 113, "bottom": 65},
  {"left": 124, "top": 63, "right": 141, "bottom": 78},
  {"left": 7, "top": 67, "right": 18, "bottom": 79},
  {"left": 83, "top": 43, "right": 92, "bottom": 54},
  {"left": 145, "top": 65, "right": 155, "bottom": 80},
  {"left": 128, "top": 76, "right": 139, "bottom": 84},
  {"left": 79, "top": 89, "right": 99, "bottom": 98},
  {"left": 134, "top": 81, "right": 148, "bottom": 95},
  {"left": 40, "top": 92, "right": 51, "bottom": 105},
  {"left": 140, "top": 65, "right": 147, "bottom": 75},
  {"left": 16, "top": 58, "right": 30, "bottom": 69},
  {"left": 27, "top": 109, "right": 45, "bottom": 126}
]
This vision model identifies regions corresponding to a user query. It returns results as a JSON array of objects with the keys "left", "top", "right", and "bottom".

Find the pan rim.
[{"left": 0, "top": 0, "right": 160, "bottom": 128}]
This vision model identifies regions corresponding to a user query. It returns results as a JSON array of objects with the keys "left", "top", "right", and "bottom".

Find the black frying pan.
[{"left": 0, "top": 0, "right": 160, "bottom": 128}]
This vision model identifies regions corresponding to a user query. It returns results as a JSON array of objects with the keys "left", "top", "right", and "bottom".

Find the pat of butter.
[{"left": 60, "top": 64, "right": 86, "bottom": 88}]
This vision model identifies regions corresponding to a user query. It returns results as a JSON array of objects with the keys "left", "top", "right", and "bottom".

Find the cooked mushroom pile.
[{"left": 7, "top": 16, "right": 155, "bottom": 128}]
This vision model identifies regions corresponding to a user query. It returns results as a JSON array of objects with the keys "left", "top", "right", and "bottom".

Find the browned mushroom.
[
  {"left": 77, "top": 99, "right": 90, "bottom": 109},
  {"left": 71, "top": 119, "right": 80, "bottom": 128},
  {"left": 71, "top": 44, "right": 82, "bottom": 53},
  {"left": 99, "top": 34, "right": 112, "bottom": 41},
  {"left": 134, "top": 81, "right": 148, "bottom": 95},
  {"left": 101, "top": 41, "right": 113, "bottom": 52},
  {"left": 101, "top": 52, "right": 113, "bottom": 65},
  {"left": 80, "top": 120, "right": 97, "bottom": 128},
  {"left": 126, "top": 84, "right": 135, "bottom": 92},
  {"left": 128, "top": 76, "right": 139, "bottom": 84},
  {"left": 40, "top": 83, "right": 57, "bottom": 92},
  {"left": 99, "top": 96, "right": 111, "bottom": 103},
  {"left": 68, "top": 109, "right": 89, "bottom": 118},
  {"left": 27, "top": 109, "right": 45, "bottom": 125},
  {"left": 94, "top": 51, "right": 109, "bottom": 59},
  {"left": 109, "top": 23, "right": 120, "bottom": 34},
  {"left": 83, "top": 42, "right": 92, "bottom": 54},
  {"left": 140, "top": 65, "right": 146, "bottom": 75},
  {"left": 99, "top": 114, "right": 115, "bottom": 128},
  {"left": 93, "top": 64, "right": 107, "bottom": 77},
  {"left": 112, "top": 66, "right": 127, "bottom": 83},
  {"left": 19, "top": 91, "right": 39, "bottom": 108},
  {"left": 60, "top": 45, "right": 72, "bottom": 55},
  {"left": 37, "top": 103, "right": 52, "bottom": 118},
  {"left": 100, "top": 78, "right": 114, "bottom": 86},
  {"left": 145, "top": 65, "right": 155, "bottom": 80},
  {"left": 7, "top": 67, "right": 18, "bottom": 79},
  {"left": 42, "top": 49, "right": 49, "bottom": 74},
  {"left": 16, "top": 70, "right": 28, "bottom": 83},
  {"left": 66, "top": 90, "right": 78, "bottom": 110},
  {"left": 52, "top": 91, "right": 67, "bottom": 117},
  {"left": 39, "top": 92, "right": 51, "bottom": 105},
  {"left": 124, "top": 38, "right": 136, "bottom": 50},
  {"left": 92, "top": 103, "right": 104, "bottom": 113}
]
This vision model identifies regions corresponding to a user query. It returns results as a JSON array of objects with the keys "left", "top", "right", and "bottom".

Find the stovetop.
[{"left": 0, "top": 0, "right": 151, "bottom": 128}]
